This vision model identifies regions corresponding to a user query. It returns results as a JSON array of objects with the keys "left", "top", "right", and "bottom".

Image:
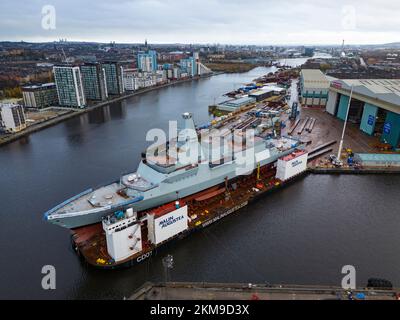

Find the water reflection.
[
  {"left": 88, "top": 106, "right": 111, "bottom": 124},
  {"left": 110, "top": 100, "right": 127, "bottom": 119},
  {"left": 18, "top": 135, "right": 30, "bottom": 146}
]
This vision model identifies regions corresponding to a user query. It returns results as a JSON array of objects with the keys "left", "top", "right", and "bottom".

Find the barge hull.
[{"left": 72, "top": 170, "right": 307, "bottom": 270}]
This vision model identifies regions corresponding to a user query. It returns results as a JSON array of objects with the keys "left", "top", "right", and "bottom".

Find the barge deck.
[{"left": 71, "top": 164, "right": 306, "bottom": 269}]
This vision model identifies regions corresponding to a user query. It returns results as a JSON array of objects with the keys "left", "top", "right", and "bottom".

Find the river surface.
[{"left": 1, "top": 56, "right": 400, "bottom": 299}]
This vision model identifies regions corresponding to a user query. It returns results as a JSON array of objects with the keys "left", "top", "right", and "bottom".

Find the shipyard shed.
[
  {"left": 249, "top": 86, "right": 285, "bottom": 102},
  {"left": 326, "top": 79, "right": 400, "bottom": 149},
  {"left": 249, "top": 90, "right": 272, "bottom": 102},
  {"left": 217, "top": 96, "right": 256, "bottom": 112},
  {"left": 262, "top": 85, "right": 286, "bottom": 95},
  {"left": 300, "top": 69, "right": 330, "bottom": 108},
  {"left": 354, "top": 153, "right": 400, "bottom": 167}
]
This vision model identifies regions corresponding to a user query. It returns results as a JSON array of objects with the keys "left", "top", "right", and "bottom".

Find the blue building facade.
[
  {"left": 359, "top": 103, "right": 378, "bottom": 136},
  {"left": 137, "top": 50, "right": 158, "bottom": 72},
  {"left": 381, "top": 111, "right": 400, "bottom": 147},
  {"left": 180, "top": 56, "right": 197, "bottom": 77}
]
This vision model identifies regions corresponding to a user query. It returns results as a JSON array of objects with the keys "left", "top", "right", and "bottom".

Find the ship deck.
[{"left": 55, "top": 183, "right": 128, "bottom": 214}]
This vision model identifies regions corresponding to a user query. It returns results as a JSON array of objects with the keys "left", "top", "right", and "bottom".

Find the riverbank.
[
  {"left": 204, "top": 61, "right": 257, "bottom": 73},
  {"left": 0, "top": 72, "right": 220, "bottom": 147}
]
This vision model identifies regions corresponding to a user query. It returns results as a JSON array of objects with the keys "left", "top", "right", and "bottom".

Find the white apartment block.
[
  {"left": 0, "top": 103, "right": 27, "bottom": 133},
  {"left": 53, "top": 66, "right": 86, "bottom": 108}
]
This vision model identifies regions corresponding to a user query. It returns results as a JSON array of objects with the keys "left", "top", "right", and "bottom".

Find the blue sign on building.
[
  {"left": 367, "top": 115, "right": 375, "bottom": 126},
  {"left": 383, "top": 122, "right": 392, "bottom": 134}
]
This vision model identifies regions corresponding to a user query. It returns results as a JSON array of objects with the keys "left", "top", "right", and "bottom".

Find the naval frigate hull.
[
  {"left": 46, "top": 165, "right": 251, "bottom": 229},
  {"left": 46, "top": 147, "right": 294, "bottom": 229}
]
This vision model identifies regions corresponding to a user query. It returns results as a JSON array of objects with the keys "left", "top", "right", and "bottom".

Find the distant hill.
[{"left": 380, "top": 42, "right": 400, "bottom": 48}]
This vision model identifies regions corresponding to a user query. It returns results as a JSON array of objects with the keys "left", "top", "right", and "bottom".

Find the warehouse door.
[
  {"left": 336, "top": 94, "right": 349, "bottom": 120},
  {"left": 347, "top": 99, "right": 364, "bottom": 123},
  {"left": 381, "top": 111, "right": 400, "bottom": 148},
  {"left": 326, "top": 91, "right": 339, "bottom": 115},
  {"left": 337, "top": 95, "right": 363, "bottom": 122},
  {"left": 360, "top": 103, "right": 378, "bottom": 135}
]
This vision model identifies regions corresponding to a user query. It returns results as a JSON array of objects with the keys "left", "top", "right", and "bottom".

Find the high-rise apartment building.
[
  {"left": 80, "top": 63, "right": 108, "bottom": 101},
  {"left": 137, "top": 50, "right": 158, "bottom": 72},
  {"left": 0, "top": 103, "right": 27, "bottom": 133},
  {"left": 22, "top": 83, "right": 59, "bottom": 109},
  {"left": 53, "top": 66, "right": 86, "bottom": 108},
  {"left": 102, "top": 62, "right": 125, "bottom": 95}
]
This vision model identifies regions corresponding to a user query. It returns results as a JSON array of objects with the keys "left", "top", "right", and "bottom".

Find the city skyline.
[{"left": 1, "top": 0, "right": 400, "bottom": 45}]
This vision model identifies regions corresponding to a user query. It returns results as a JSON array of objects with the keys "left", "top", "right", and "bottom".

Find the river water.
[{"left": 1, "top": 57, "right": 399, "bottom": 299}]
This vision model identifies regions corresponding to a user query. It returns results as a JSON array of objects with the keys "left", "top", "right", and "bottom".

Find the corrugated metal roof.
[
  {"left": 225, "top": 96, "right": 255, "bottom": 106},
  {"left": 301, "top": 69, "right": 330, "bottom": 89},
  {"left": 334, "top": 79, "right": 400, "bottom": 108},
  {"left": 250, "top": 90, "right": 268, "bottom": 96},
  {"left": 261, "top": 85, "right": 285, "bottom": 92}
]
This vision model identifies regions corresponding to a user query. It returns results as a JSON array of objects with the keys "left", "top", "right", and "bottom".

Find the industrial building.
[
  {"left": 249, "top": 86, "right": 286, "bottom": 102},
  {"left": 326, "top": 79, "right": 400, "bottom": 149},
  {"left": 80, "top": 63, "right": 108, "bottom": 101},
  {"left": 0, "top": 103, "right": 27, "bottom": 133},
  {"left": 102, "top": 62, "right": 125, "bottom": 95},
  {"left": 217, "top": 96, "right": 256, "bottom": 112},
  {"left": 53, "top": 66, "right": 86, "bottom": 108},
  {"left": 22, "top": 83, "right": 59, "bottom": 109},
  {"left": 300, "top": 69, "right": 330, "bottom": 108},
  {"left": 249, "top": 90, "right": 272, "bottom": 102}
]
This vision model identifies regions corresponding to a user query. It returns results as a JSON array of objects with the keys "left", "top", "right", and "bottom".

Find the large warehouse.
[
  {"left": 300, "top": 69, "right": 331, "bottom": 108},
  {"left": 326, "top": 79, "right": 400, "bottom": 148}
]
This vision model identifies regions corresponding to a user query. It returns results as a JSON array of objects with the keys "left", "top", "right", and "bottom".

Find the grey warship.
[{"left": 44, "top": 112, "right": 303, "bottom": 229}]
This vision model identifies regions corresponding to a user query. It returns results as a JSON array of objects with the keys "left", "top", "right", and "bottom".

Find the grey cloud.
[{"left": 0, "top": 0, "right": 399, "bottom": 44}]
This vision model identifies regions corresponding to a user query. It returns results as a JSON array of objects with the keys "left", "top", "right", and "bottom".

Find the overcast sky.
[{"left": 1, "top": 0, "right": 399, "bottom": 45}]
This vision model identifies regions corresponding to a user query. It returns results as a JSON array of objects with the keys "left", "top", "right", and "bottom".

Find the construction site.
[{"left": 213, "top": 73, "right": 397, "bottom": 172}]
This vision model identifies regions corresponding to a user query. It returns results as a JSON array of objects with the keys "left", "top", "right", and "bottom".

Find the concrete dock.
[
  {"left": 130, "top": 282, "right": 399, "bottom": 300},
  {"left": 309, "top": 167, "right": 400, "bottom": 174}
]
